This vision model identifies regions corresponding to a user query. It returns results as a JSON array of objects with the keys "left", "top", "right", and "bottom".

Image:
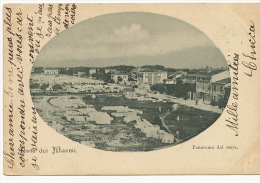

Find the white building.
[
  {"left": 164, "top": 79, "right": 177, "bottom": 85},
  {"left": 211, "top": 70, "right": 231, "bottom": 101},
  {"left": 125, "top": 92, "right": 138, "bottom": 99},
  {"left": 43, "top": 69, "right": 59, "bottom": 75},
  {"left": 105, "top": 69, "right": 116, "bottom": 73},
  {"left": 89, "top": 68, "right": 97, "bottom": 75},
  {"left": 78, "top": 72, "right": 86, "bottom": 77},
  {"left": 137, "top": 71, "right": 167, "bottom": 84}
]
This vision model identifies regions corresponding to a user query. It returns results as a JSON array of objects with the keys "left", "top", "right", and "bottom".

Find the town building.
[
  {"left": 195, "top": 72, "right": 213, "bottom": 101},
  {"left": 43, "top": 68, "right": 59, "bottom": 75},
  {"left": 137, "top": 83, "right": 151, "bottom": 92},
  {"left": 136, "top": 71, "right": 167, "bottom": 85},
  {"left": 125, "top": 92, "right": 138, "bottom": 99},
  {"left": 195, "top": 70, "right": 231, "bottom": 102},
  {"left": 210, "top": 70, "right": 231, "bottom": 102},
  {"left": 182, "top": 74, "right": 196, "bottom": 84},
  {"left": 168, "top": 71, "right": 187, "bottom": 80},
  {"left": 105, "top": 69, "right": 116, "bottom": 73},
  {"left": 128, "top": 77, "right": 138, "bottom": 85},
  {"left": 89, "top": 68, "right": 97, "bottom": 75},
  {"left": 164, "top": 79, "right": 177, "bottom": 85},
  {"left": 111, "top": 73, "right": 129, "bottom": 83},
  {"left": 78, "top": 72, "right": 86, "bottom": 77}
]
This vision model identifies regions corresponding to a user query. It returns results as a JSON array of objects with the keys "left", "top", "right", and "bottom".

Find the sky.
[{"left": 34, "top": 12, "right": 227, "bottom": 69}]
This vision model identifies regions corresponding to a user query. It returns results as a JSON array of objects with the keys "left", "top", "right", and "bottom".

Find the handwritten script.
[
  {"left": 225, "top": 20, "right": 257, "bottom": 136},
  {"left": 3, "top": 3, "right": 77, "bottom": 171}
]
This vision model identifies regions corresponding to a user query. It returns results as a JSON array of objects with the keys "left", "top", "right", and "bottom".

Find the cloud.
[
  {"left": 36, "top": 23, "right": 215, "bottom": 65},
  {"left": 85, "top": 23, "right": 150, "bottom": 44},
  {"left": 74, "top": 30, "right": 213, "bottom": 59}
]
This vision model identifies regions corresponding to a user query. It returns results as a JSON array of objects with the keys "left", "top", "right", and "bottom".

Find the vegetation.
[
  {"left": 164, "top": 105, "right": 220, "bottom": 140},
  {"left": 210, "top": 97, "right": 228, "bottom": 109},
  {"left": 92, "top": 73, "right": 113, "bottom": 83},
  {"left": 30, "top": 83, "right": 40, "bottom": 89},
  {"left": 109, "top": 65, "right": 135, "bottom": 73},
  {"left": 52, "top": 84, "right": 63, "bottom": 91},
  {"left": 40, "top": 83, "right": 49, "bottom": 90},
  {"left": 150, "top": 80, "right": 196, "bottom": 99},
  {"left": 141, "top": 65, "right": 165, "bottom": 70},
  {"left": 117, "top": 76, "right": 123, "bottom": 83}
]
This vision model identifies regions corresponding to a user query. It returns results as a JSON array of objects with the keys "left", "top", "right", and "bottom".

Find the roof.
[
  {"left": 225, "top": 83, "right": 231, "bottom": 88},
  {"left": 196, "top": 72, "right": 214, "bottom": 76},
  {"left": 212, "top": 78, "right": 231, "bottom": 85},
  {"left": 211, "top": 70, "right": 230, "bottom": 83}
]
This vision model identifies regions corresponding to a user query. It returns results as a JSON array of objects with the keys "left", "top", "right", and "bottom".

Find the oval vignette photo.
[{"left": 30, "top": 12, "right": 231, "bottom": 152}]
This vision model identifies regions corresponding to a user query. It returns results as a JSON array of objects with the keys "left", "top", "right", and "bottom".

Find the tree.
[
  {"left": 150, "top": 84, "right": 166, "bottom": 94},
  {"left": 217, "top": 97, "right": 228, "bottom": 110},
  {"left": 52, "top": 84, "right": 63, "bottom": 91},
  {"left": 109, "top": 65, "right": 135, "bottom": 73},
  {"left": 117, "top": 76, "right": 123, "bottom": 83},
  {"left": 141, "top": 65, "right": 165, "bottom": 71},
  {"left": 30, "top": 83, "right": 40, "bottom": 89},
  {"left": 183, "top": 92, "right": 189, "bottom": 100},
  {"left": 40, "top": 83, "right": 49, "bottom": 90}
]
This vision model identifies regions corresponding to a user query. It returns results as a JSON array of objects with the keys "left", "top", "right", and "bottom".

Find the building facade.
[
  {"left": 43, "top": 69, "right": 59, "bottom": 75},
  {"left": 195, "top": 70, "right": 231, "bottom": 102},
  {"left": 105, "top": 69, "right": 116, "bottom": 73},
  {"left": 89, "top": 68, "right": 97, "bottom": 75},
  {"left": 210, "top": 70, "right": 231, "bottom": 102},
  {"left": 195, "top": 73, "right": 213, "bottom": 101},
  {"left": 78, "top": 72, "right": 86, "bottom": 77},
  {"left": 136, "top": 71, "right": 167, "bottom": 85}
]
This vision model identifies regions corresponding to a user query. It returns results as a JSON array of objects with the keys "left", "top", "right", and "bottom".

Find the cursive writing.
[
  {"left": 225, "top": 53, "right": 239, "bottom": 136},
  {"left": 242, "top": 20, "right": 257, "bottom": 77}
]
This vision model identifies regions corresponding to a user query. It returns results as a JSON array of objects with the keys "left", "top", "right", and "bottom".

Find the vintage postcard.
[{"left": 3, "top": 3, "right": 260, "bottom": 175}]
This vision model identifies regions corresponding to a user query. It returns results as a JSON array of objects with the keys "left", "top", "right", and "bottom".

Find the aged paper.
[{"left": 3, "top": 3, "right": 260, "bottom": 175}]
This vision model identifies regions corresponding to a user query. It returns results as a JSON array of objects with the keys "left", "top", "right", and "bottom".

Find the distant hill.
[{"left": 35, "top": 46, "right": 227, "bottom": 69}]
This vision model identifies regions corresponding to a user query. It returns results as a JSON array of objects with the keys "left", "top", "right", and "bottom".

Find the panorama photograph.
[{"left": 30, "top": 12, "right": 231, "bottom": 151}]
